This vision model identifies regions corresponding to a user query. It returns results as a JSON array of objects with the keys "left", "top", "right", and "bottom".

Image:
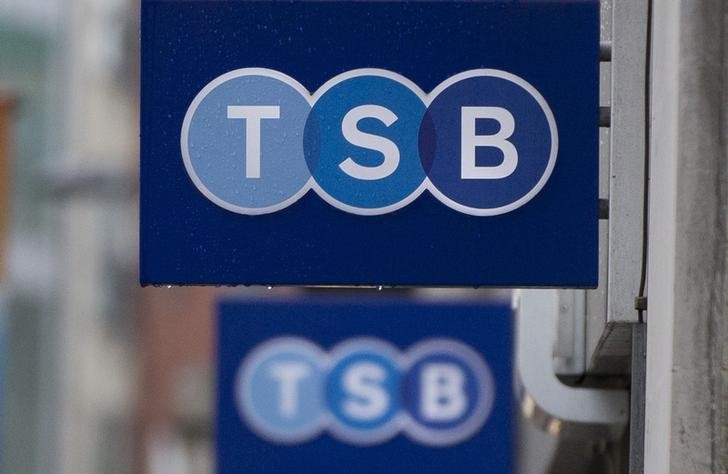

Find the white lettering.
[
  {"left": 339, "top": 105, "right": 400, "bottom": 180},
  {"left": 269, "top": 362, "right": 311, "bottom": 419},
  {"left": 342, "top": 362, "right": 389, "bottom": 420},
  {"left": 227, "top": 105, "right": 281, "bottom": 178},
  {"left": 461, "top": 106, "right": 518, "bottom": 179},
  {"left": 421, "top": 363, "right": 467, "bottom": 421}
]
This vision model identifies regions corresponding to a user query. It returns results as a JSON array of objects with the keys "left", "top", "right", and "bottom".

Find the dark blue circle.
[
  {"left": 403, "top": 353, "right": 480, "bottom": 431},
  {"left": 420, "top": 74, "right": 555, "bottom": 212}
]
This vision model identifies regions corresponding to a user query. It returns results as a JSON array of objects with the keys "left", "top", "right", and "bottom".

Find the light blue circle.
[
  {"left": 237, "top": 338, "right": 325, "bottom": 443},
  {"left": 305, "top": 73, "right": 427, "bottom": 214},
  {"left": 184, "top": 71, "right": 311, "bottom": 213},
  {"left": 326, "top": 342, "right": 401, "bottom": 443}
]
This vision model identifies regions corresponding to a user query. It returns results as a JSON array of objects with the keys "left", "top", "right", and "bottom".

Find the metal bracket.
[
  {"left": 634, "top": 296, "right": 647, "bottom": 311},
  {"left": 514, "top": 289, "right": 629, "bottom": 425},
  {"left": 606, "top": 0, "right": 649, "bottom": 325}
]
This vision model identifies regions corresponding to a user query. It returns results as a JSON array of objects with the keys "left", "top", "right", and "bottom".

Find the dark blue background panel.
[
  {"left": 140, "top": 0, "right": 599, "bottom": 287},
  {"left": 216, "top": 297, "right": 515, "bottom": 474}
]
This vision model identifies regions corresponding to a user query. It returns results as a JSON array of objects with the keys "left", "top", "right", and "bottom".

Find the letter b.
[
  {"left": 460, "top": 106, "right": 518, "bottom": 180},
  {"left": 420, "top": 363, "right": 467, "bottom": 421}
]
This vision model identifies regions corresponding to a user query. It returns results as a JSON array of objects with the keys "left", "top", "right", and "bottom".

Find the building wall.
[{"left": 646, "top": 0, "right": 728, "bottom": 471}]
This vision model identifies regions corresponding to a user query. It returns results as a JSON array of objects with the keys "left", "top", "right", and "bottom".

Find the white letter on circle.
[
  {"left": 342, "top": 362, "right": 389, "bottom": 420},
  {"left": 461, "top": 106, "right": 518, "bottom": 179},
  {"left": 227, "top": 105, "right": 281, "bottom": 179},
  {"left": 339, "top": 105, "right": 400, "bottom": 181},
  {"left": 421, "top": 363, "right": 467, "bottom": 421},
  {"left": 269, "top": 362, "right": 311, "bottom": 419}
]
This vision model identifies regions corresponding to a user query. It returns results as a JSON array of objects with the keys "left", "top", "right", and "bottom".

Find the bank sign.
[
  {"left": 140, "top": 0, "right": 599, "bottom": 286},
  {"left": 217, "top": 298, "right": 514, "bottom": 473}
]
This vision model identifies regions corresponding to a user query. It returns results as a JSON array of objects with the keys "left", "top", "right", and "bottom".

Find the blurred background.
[
  {"left": 0, "top": 0, "right": 211, "bottom": 472},
  {"left": 0, "top": 1, "right": 618, "bottom": 473}
]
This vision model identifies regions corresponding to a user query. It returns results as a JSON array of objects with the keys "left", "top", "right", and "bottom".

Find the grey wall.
[{"left": 646, "top": 0, "right": 728, "bottom": 472}]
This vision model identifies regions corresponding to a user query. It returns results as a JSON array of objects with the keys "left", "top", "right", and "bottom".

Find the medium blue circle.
[
  {"left": 184, "top": 72, "right": 311, "bottom": 212},
  {"left": 420, "top": 73, "right": 555, "bottom": 212},
  {"left": 238, "top": 339, "right": 325, "bottom": 442},
  {"left": 305, "top": 74, "right": 426, "bottom": 213},
  {"left": 326, "top": 346, "right": 401, "bottom": 440}
]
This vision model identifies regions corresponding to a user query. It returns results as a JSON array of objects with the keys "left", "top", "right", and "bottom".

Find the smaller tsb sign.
[
  {"left": 237, "top": 337, "right": 494, "bottom": 446},
  {"left": 217, "top": 298, "right": 514, "bottom": 473}
]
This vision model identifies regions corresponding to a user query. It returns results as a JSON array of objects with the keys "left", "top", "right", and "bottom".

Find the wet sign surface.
[
  {"left": 216, "top": 297, "right": 514, "bottom": 473},
  {"left": 141, "top": 0, "right": 599, "bottom": 286}
]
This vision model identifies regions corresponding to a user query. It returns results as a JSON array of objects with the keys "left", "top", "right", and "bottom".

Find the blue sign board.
[
  {"left": 141, "top": 0, "right": 599, "bottom": 286},
  {"left": 217, "top": 297, "right": 514, "bottom": 473}
]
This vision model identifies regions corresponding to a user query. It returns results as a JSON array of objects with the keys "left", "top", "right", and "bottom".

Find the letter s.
[{"left": 339, "top": 105, "right": 400, "bottom": 180}]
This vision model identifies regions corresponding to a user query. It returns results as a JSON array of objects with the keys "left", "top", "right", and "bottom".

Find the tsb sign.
[
  {"left": 236, "top": 337, "right": 495, "bottom": 446},
  {"left": 182, "top": 68, "right": 557, "bottom": 216}
]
